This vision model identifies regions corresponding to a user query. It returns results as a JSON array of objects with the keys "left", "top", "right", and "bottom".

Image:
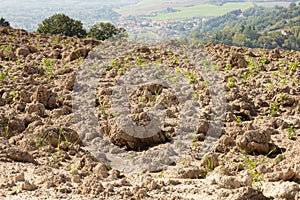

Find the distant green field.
[
  {"left": 116, "top": 0, "right": 207, "bottom": 16},
  {"left": 148, "top": 2, "right": 254, "bottom": 20}
]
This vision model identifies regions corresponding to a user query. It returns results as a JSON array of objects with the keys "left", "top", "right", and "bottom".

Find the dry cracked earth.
[{"left": 0, "top": 27, "right": 300, "bottom": 200}]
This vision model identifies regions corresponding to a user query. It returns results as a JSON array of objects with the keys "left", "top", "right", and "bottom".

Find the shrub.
[
  {"left": 87, "top": 22, "right": 128, "bottom": 40},
  {"left": 37, "top": 13, "right": 86, "bottom": 38},
  {"left": 0, "top": 17, "right": 10, "bottom": 27}
]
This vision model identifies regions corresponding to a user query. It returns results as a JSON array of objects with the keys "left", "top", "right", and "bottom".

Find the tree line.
[
  {"left": 0, "top": 13, "right": 128, "bottom": 41},
  {"left": 189, "top": 3, "right": 300, "bottom": 51}
]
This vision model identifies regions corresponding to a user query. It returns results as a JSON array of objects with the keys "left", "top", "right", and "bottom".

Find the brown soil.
[{"left": 0, "top": 27, "right": 300, "bottom": 200}]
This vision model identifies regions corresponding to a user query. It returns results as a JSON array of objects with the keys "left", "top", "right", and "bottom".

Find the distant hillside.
[
  {"left": 0, "top": 0, "right": 134, "bottom": 31},
  {"left": 189, "top": 2, "right": 300, "bottom": 50}
]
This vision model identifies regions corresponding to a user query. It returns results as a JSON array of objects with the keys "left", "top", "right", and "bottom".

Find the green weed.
[
  {"left": 157, "top": 171, "right": 165, "bottom": 178},
  {"left": 0, "top": 69, "right": 9, "bottom": 81},
  {"left": 192, "top": 93, "right": 199, "bottom": 100},
  {"left": 165, "top": 132, "right": 171, "bottom": 139},
  {"left": 235, "top": 116, "right": 243, "bottom": 126},
  {"left": 288, "top": 61, "right": 298, "bottom": 74},
  {"left": 0, "top": 44, "right": 13, "bottom": 57},
  {"left": 265, "top": 83, "right": 274, "bottom": 90},
  {"left": 97, "top": 98, "right": 106, "bottom": 116},
  {"left": 41, "top": 58, "right": 55, "bottom": 79},
  {"left": 9, "top": 90, "right": 19, "bottom": 103},
  {"left": 225, "top": 63, "right": 232, "bottom": 71},
  {"left": 260, "top": 55, "right": 267, "bottom": 65},
  {"left": 184, "top": 72, "right": 197, "bottom": 84},
  {"left": 203, "top": 79, "right": 209, "bottom": 88},
  {"left": 58, "top": 128, "right": 70, "bottom": 150},
  {"left": 269, "top": 102, "right": 280, "bottom": 116},
  {"left": 239, "top": 148, "right": 276, "bottom": 189},
  {"left": 226, "top": 77, "right": 235, "bottom": 88},
  {"left": 286, "top": 125, "right": 296, "bottom": 140},
  {"left": 35, "top": 134, "right": 46, "bottom": 148},
  {"left": 172, "top": 57, "right": 179, "bottom": 65}
]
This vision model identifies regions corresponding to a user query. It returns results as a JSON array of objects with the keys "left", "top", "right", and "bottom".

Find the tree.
[
  {"left": 87, "top": 22, "right": 128, "bottom": 41},
  {"left": 0, "top": 17, "right": 10, "bottom": 27},
  {"left": 37, "top": 13, "right": 86, "bottom": 38}
]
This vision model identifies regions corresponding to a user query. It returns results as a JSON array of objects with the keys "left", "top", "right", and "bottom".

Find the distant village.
[{"left": 116, "top": 17, "right": 204, "bottom": 41}]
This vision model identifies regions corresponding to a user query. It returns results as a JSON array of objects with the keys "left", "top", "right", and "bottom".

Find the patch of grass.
[
  {"left": 226, "top": 77, "right": 235, "bottom": 88},
  {"left": 204, "top": 156, "right": 215, "bottom": 171},
  {"left": 235, "top": 116, "right": 243, "bottom": 126},
  {"left": 184, "top": 72, "right": 197, "bottom": 84},
  {"left": 165, "top": 132, "right": 171, "bottom": 139},
  {"left": 269, "top": 102, "right": 280, "bottom": 116},
  {"left": 281, "top": 77, "right": 287, "bottom": 86},
  {"left": 110, "top": 59, "right": 120, "bottom": 67},
  {"left": 0, "top": 44, "right": 13, "bottom": 58},
  {"left": 239, "top": 148, "right": 276, "bottom": 189},
  {"left": 192, "top": 134, "right": 199, "bottom": 143},
  {"left": 157, "top": 171, "right": 165, "bottom": 178},
  {"left": 97, "top": 98, "right": 106, "bottom": 116},
  {"left": 246, "top": 57, "right": 259, "bottom": 76},
  {"left": 35, "top": 134, "right": 46, "bottom": 148},
  {"left": 170, "top": 76, "right": 180, "bottom": 83},
  {"left": 0, "top": 69, "right": 9, "bottom": 81},
  {"left": 36, "top": 45, "right": 44, "bottom": 51},
  {"left": 127, "top": 153, "right": 136, "bottom": 159},
  {"left": 50, "top": 152, "right": 61, "bottom": 168},
  {"left": 291, "top": 77, "right": 298, "bottom": 84},
  {"left": 279, "top": 92, "right": 285, "bottom": 103},
  {"left": 136, "top": 57, "right": 144, "bottom": 65},
  {"left": 225, "top": 63, "right": 232, "bottom": 71},
  {"left": 147, "top": 2, "right": 254, "bottom": 20},
  {"left": 278, "top": 66, "right": 285, "bottom": 76},
  {"left": 203, "top": 79, "right": 209, "bottom": 88},
  {"left": 260, "top": 55, "right": 267, "bottom": 65},
  {"left": 288, "top": 60, "right": 298, "bottom": 74},
  {"left": 9, "top": 90, "right": 19, "bottom": 104},
  {"left": 286, "top": 125, "right": 297, "bottom": 140},
  {"left": 192, "top": 93, "right": 199, "bottom": 100},
  {"left": 68, "top": 163, "right": 77, "bottom": 174},
  {"left": 113, "top": 112, "right": 121, "bottom": 117},
  {"left": 58, "top": 128, "right": 70, "bottom": 150},
  {"left": 116, "top": 0, "right": 168, "bottom": 17},
  {"left": 41, "top": 58, "right": 55, "bottom": 79},
  {"left": 265, "top": 83, "right": 274, "bottom": 90}
]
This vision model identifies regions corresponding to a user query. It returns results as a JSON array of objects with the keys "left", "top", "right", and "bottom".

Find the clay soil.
[{"left": 0, "top": 27, "right": 300, "bottom": 200}]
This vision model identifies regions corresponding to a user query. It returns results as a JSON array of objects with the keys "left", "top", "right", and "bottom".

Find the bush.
[
  {"left": 0, "top": 17, "right": 10, "bottom": 27},
  {"left": 87, "top": 22, "right": 128, "bottom": 40},
  {"left": 37, "top": 13, "right": 86, "bottom": 38}
]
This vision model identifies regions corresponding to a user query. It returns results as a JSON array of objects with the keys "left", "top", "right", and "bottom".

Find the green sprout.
[
  {"left": 235, "top": 116, "right": 243, "bottom": 126},
  {"left": 226, "top": 77, "right": 235, "bottom": 88},
  {"left": 225, "top": 63, "right": 232, "bottom": 71},
  {"left": 286, "top": 125, "right": 296, "bottom": 140}
]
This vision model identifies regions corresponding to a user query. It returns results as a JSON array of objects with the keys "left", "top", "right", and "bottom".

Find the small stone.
[
  {"left": 174, "top": 166, "right": 206, "bottom": 179},
  {"left": 93, "top": 163, "right": 109, "bottom": 179},
  {"left": 21, "top": 180, "right": 37, "bottom": 191},
  {"left": 14, "top": 173, "right": 25, "bottom": 182},
  {"left": 236, "top": 130, "right": 271, "bottom": 154},
  {"left": 16, "top": 47, "right": 30, "bottom": 57},
  {"left": 71, "top": 175, "right": 81, "bottom": 183},
  {"left": 263, "top": 181, "right": 300, "bottom": 199},
  {"left": 109, "top": 169, "right": 121, "bottom": 179},
  {"left": 7, "top": 148, "right": 38, "bottom": 164}
]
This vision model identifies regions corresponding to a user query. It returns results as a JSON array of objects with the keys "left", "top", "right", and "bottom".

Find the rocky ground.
[{"left": 0, "top": 27, "right": 300, "bottom": 199}]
